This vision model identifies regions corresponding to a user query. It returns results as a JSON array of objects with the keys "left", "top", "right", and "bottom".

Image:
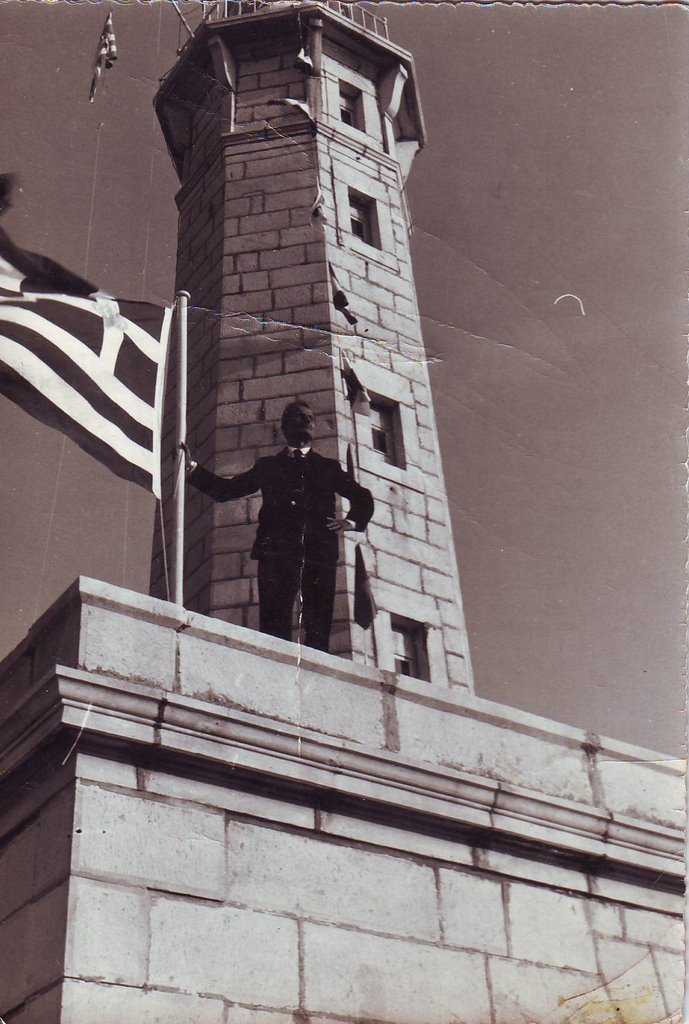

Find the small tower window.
[
  {"left": 339, "top": 82, "right": 364, "bottom": 131},
  {"left": 369, "top": 396, "right": 405, "bottom": 468},
  {"left": 391, "top": 617, "right": 430, "bottom": 681},
  {"left": 348, "top": 190, "right": 379, "bottom": 248}
]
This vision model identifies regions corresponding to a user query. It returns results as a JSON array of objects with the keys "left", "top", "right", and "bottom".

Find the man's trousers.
[{"left": 257, "top": 552, "right": 337, "bottom": 653}]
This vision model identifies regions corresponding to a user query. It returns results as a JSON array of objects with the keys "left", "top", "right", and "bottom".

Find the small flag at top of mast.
[{"left": 89, "top": 11, "right": 118, "bottom": 103}]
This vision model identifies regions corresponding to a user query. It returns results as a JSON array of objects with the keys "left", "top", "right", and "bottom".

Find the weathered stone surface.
[
  {"left": 589, "top": 901, "right": 624, "bottom": 937},
  {"left": 476, "top": 849, "right": 586, "bottom": 894},
  {"left": 149, "top": 899, "right": 299, "bottom": 1006},
  {"left": 79, "top": 604, "right": 175, "bottom": 686},
  {"left": 595, "top": 938, "right": 655, "bottom": 981},
  {"left": 396, "top": 698, "right": 592, "bottom": 804},
  {"left": 226, "top": 820, "right": 439, "bottom": 939},
  {"left": 489, "top": 959, "right": 600, "bottom": 1024},
  {"left": 508, "top": 885, "right": 598, "bottom": 972},
  {"left": 65, "top": 877, "right": 149, "bottom": 986},
  {"left": 439, "top": 868, "right": 507, "bottom": 954},
  {"left": 61, "top": 979, "right": 225, "bottom": 1024},
  {"left": 595, "top": 755, "right": 684, "bottom": 829},
  {"left": 303, "top": 923, "right": 491, "bottom": 1024},
  {"left": 583, "top": 952, "right": 673, "bottom": 1024},
  {"left": 73, "top": 784, "right": 225, "bottom": 899},
  {"left": 653, "top": 948, "right": 685, "bottom": 1016},
  {"left": 623, "top": 907, "right": 683, "bottom": 952},
  {"left": 178, "top": 632, "right": 385, "bottom": 745},
  {"left": 320, "top": 812, "right": 474, "bottom": 866},
  {"left": 142, "top": 769, "right": 314, "bottom": 829}
]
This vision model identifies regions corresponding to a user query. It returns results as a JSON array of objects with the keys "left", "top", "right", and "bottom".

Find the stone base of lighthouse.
[{"left": 0, "top": 578, "right": 683, "bottom": 1024}]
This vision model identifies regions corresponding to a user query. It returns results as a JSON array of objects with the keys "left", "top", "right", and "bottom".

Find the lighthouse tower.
[
  {"left": 152, "top": 0, "right": 473, "bottom": 689},
  {"left": 0, "top": 6, "right": 682, "bottom": 1023}
]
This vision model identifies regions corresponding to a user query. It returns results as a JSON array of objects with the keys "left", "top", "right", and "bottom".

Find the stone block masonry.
[
  {"left": 150, "top": 8, "right": 475, "bottom": 687},
  {"left": 0, "top": 579, "right": 683, "bottom": 1023}
]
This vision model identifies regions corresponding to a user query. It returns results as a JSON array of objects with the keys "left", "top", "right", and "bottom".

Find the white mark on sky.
[{"left": 554, "top": 293, "right": 586, "bottom": 316}]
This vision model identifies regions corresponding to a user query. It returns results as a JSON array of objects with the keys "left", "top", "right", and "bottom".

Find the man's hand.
[
  {"left": 180, "top": 441, "right": 197, "bottom": 474},
  {"left": 327, "top": 517, "right": 356, "bottom": 533}
]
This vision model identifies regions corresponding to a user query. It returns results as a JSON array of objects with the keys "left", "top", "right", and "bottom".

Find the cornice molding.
[{"left": 0, "top": 666, "right": 682, "bottom": 896}]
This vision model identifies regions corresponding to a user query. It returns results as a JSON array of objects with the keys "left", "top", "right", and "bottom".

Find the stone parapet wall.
[
  {"left": 1, "top": 579, "right": 682, "bottom": 831},
  {"left": 0, "top": 579, "right": 683, "bottom": 1023}
]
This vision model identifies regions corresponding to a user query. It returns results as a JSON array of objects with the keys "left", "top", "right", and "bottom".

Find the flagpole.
[{"left": 172, "top": 290, "right": 190, "bottom": 607}]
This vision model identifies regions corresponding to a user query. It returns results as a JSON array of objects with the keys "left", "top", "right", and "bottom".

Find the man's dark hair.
[{"left": 281, "top": 400, "right": 312, "bottom": 432}]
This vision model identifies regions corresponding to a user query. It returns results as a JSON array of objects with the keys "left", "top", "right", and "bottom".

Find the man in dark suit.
[{"left": 184, "top": 401, "right": 374, "bottom": 653}]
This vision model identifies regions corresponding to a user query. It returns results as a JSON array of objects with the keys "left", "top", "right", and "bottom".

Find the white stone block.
[
  {"left": 66, "top": 877, "right": 148, "bottom": 986},
  {"left": 303, "top": 923, "right": 491, "bottom": 1024},
  {"left": 589, "top": 901, "right": 623, "bottom": 937},
  {"left": 595, "top": 756, "right": 684, "bottom": 828},
  {"left": 439, "top": 868, "right": 507, "bottom": 954},
  {"left": 596, "top": 938, "right": 654, "bottom": 981},
  {"left": 622, "top": 907, "right": 683, "bottom": 952},
  {"left": 508, "top": 884, "right": 598, "bottom": 972},
  {"left": 395, "top": 699, "right": 592, "bottom": 804},
  {"left": 142, "top": 770, "right": 314, "bottom": 829},
  {"left": 489, "top": 958, "right": 600, "bottom": 1024},
  {"left": 73, "top": 784, "right": 224, "bottom": 899},
  {"left": 225, "top": 821, "right": 439, "bottom": 939},
  {"left": 297, "top": 666, "right": 385, "bottom": 746},
  {"left": 320, "top": 812, "right": 474, "bottom": 867},
  {"left": 149, "top": 898, "right": 299, "bottom": 1006},
  {"left": 476, "top": 849, "right": 586, "bottom": 894},
  {"left": 61, "top": 979, "right": 224, "bottom": 1024},
  {"left": 591, "top": 876, "right": 683, "bottom": 915},
  {"left": 178, "top": 633, "right": 384, "bottom": 746},
  {"left": 229, "top": 1010, "right": 295, "bottom": 1024},
  {"left": 74, "top": 752, "right": 138, "bottom": 790},
  {"left": 653, "top": 948, "right": 685, "bottom": 1017},
  {"left": 80, "top": 605, "right": 176, "bottom": 687},
  {"left": 596, "top": 952, "right": 670, "bottom": 1023}
]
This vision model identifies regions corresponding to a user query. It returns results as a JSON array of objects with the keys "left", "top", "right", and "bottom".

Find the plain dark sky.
[{"left": 0, "top": 2, "right": 686, "bottom": 753}]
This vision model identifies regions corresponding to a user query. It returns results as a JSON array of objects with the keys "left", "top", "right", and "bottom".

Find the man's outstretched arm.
[{"left": 182, "top": 444, "right": 262, "bottom": 502}]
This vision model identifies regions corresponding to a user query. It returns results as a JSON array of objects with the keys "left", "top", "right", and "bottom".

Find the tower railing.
[{"left": 202, "top": 0, "right": 389, "bottom": 40}]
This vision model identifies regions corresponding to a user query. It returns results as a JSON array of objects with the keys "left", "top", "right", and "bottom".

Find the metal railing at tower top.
[{"left": 202, "top": 0, "right": 389, "bottom": 40}]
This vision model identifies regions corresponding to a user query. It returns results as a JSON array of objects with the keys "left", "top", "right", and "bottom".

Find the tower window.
[
  {"left": 339, "top": 82, "right": 364, "bottom": 131},
  {"left": 369, "top": 396, "right": 405, "bottom": 468},
  {"left": 348, "top": 190, "right": 379, "bottom": 248},
  {"left": 391, "top": 617, "right": 429, "bottom": 681}
]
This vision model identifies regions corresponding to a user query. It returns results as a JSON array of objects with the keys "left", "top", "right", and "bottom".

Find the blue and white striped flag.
[{"left": 0, "top": 227, "right": 172, "bottom": 497}]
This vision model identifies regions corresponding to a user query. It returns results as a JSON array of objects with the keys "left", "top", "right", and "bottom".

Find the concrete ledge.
[
  {"left": 0, "top": 665, "right": 682, "bottom": 892},
  {"left": 0, "top": 578, "right": 683, "bottom": 893}
]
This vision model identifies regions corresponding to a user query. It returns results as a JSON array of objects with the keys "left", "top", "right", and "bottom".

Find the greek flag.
[
  {"left": 90, "top": 11, "right": 118, "bottom": 102},
  {"left": 0, "top": 228, "right": 172, "bottom": 497}
]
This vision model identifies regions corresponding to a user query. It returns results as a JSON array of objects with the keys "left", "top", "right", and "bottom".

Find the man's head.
[{"left": 281, "top": 401, "right": 315, "bottom": 447}]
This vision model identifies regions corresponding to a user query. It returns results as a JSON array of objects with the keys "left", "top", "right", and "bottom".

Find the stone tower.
[
  {"left": 153, "top": 0, "right": 472, "bottom": 689},
  {"left": 0, "top": 6, "right": 682, "bottom": 1023}
]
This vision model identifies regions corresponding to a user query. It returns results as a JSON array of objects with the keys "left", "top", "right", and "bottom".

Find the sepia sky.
[{"left": 0, "top": 2, "right": 686, "bottom": 754}]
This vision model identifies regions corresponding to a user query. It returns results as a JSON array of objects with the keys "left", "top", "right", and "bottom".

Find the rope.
[
  {"left": 157, "top": 497, "right": 171, "bottom": 601},
  {"left": 141, "top": 0, "right": 164, "bottom": 300},
  {"left": 83, "top": 121, "right": 103, "bottom": 279},
  {"left": 122, "top": 482, "right": 130, "bottom": 586},
  {"left": 33, "top": 435, "right": 67, "bottom": 621}
]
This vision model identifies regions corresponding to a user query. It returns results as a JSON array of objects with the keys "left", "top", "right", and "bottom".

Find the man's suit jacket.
[{"left": 189, "top": 449, "right": 374, "bottom": 563}]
